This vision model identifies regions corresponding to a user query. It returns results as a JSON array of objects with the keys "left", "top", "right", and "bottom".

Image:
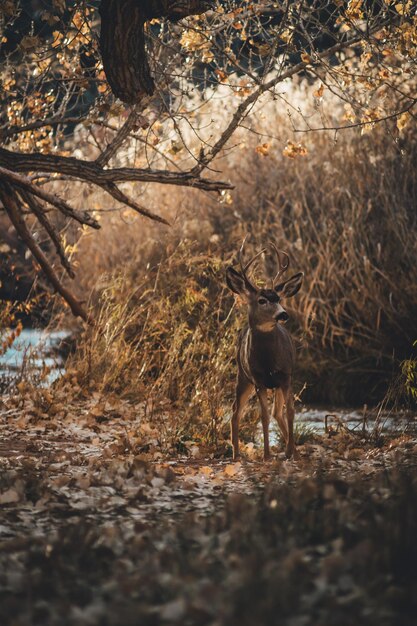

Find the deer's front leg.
[
  {"left": 256, "top": 386, "right": 271, "bottom": 461},
  {"left": 232, "top": 376, "right": 253, "bottom": 460},
  {"left": 273, "top": 388, "right": 288, "bottom": 447}
]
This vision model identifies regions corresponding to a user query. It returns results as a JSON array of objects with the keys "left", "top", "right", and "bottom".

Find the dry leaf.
[
  {"left": 313, "top": 83, "right": 324, "bottom": 98},
  {"left": 255, "top": 142, "right": 271, "bottom": 157},
  {"left": 397, "top": 112, "right": 410, "bottom": 132},
  {"left": 283, "top": 141, "right": 308, "bottom": 159},
  {"left": 0, "top": 488, "right": 20, "bottom": 504},
  {"left": 224, "top": 463, "right": 239, "bottom": 477}
]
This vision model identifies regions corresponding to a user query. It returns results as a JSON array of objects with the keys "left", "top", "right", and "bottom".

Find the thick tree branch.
[
  {"left": 0, "top": 166, "right": 100, "bottom": 229},
  {"left": 96, "top": 108, "right": 142, "bottom": 168},
  {"left": 0, "top": 148, "right": 233, "bottom": 191},
  {"left": 99, "top": 0, "right": 215, "bottom": 103},
  {"left": 0, "top": 184, "right": 90, "bottom": 323}
]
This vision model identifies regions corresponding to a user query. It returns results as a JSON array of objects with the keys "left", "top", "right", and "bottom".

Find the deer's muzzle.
[{"left": 275, "top": 311, "right": 289, "bottom": 322}]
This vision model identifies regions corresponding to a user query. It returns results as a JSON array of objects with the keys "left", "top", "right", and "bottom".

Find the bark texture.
[{"left": 99, "top": 0, "right": 214, "bottom": 104}]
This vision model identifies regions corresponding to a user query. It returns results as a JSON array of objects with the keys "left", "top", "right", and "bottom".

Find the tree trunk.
[{"left": 99, "top": 0, "right": 214, "bottom": 104}]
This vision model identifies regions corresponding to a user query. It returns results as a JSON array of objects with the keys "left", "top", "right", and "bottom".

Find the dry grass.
[
  {"left": 70, "top": 239, "right": 246, "bottom": 445},
  {"left": 63, "top": 83, "right": 417, "bottom": 436}
]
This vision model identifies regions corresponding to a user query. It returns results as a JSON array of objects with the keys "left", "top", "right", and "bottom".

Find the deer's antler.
[
  {"left": 269, "top": 242, "right": 290, "bottom": 288},
  {"left": 238, "top": 235, "right": 267, "bottom": 291}
]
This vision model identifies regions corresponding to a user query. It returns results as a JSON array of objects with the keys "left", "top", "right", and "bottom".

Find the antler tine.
[
  {"left": 238, "top": 236, "right": 267, "bottom": 290},
  {"left": 269, "top": 242, "right": 290, "bottom": 287}
]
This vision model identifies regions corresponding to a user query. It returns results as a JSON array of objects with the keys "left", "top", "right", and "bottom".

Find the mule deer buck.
[{"left": 226, "top": 238, "right": 303, "bottom": 461}]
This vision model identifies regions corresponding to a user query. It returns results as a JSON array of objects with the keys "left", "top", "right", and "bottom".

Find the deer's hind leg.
[
  {"left": 273, "top": 388, "right": 288, "bottom": 447},
  {"left": 284, "top": 386, "right": 300, "bottom": 460},
  {"left": 231, "top": 374, "right": 254, "bottom": 460}
]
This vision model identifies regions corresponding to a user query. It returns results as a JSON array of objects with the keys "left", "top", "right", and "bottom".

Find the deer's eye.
[{"left": 258, "top": 297, "right": 268, "bottom": 305}]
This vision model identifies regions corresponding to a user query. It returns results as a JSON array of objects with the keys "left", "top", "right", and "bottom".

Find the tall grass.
[{"left": 67, "top": 82, "right": 417, "bottom": 435}]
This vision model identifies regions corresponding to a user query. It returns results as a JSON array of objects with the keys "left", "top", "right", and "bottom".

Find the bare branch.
[
  {"left": 103, "top": 182, "right": 170, "bottom": 225},
  {"left": 20, "top": 189, "right": 75, "bottom": 279},
  {"left": 190, "top": 25, "right": 399, "bottom": 176},
  {"left": 0, "top": 184, "right": 90, "bottom": 323},
  {"left": 1, "top": 116, "right": 90, "bottom": 140},
  {"left": 96, "top": 108, "right": 144, "bottom": 168},
  {"left": 0, "top": 166, "right": 100, "bottom": 229},
  {"left": 0, "top": 148, "right": 233, "bottom": 192}
]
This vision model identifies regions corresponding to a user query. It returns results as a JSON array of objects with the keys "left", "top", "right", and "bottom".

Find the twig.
[
  {"left": 96, "top": 107, "right": 143, "bottom": 168},
  {"left": 103, "top": 182, "right": 170, "bottom": 225}
]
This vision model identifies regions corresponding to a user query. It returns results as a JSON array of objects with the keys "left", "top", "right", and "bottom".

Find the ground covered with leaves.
[{"left": 0, "top": 388, "right": 416, "bottom": 626}]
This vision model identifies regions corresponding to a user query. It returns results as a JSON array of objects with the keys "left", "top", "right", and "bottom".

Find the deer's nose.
[{"left": 276, "top": 311, "right": 289, "bottom": 322}]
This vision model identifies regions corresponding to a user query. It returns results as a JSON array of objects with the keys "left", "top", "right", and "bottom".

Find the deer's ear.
[
  {"left": 226, "top": 267, "right": 252, "bottom": 297},
  {"left": 275, "top": 272, "right": 303, "bottom": 298}
]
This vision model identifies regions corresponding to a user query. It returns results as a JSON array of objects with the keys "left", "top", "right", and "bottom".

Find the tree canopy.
[{"left": 1, "top": 0, "right": 416, "bottom": 319}]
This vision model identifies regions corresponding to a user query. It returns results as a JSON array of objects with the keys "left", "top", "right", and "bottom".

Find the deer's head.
[{"left": 226, "top": 239, "right": 303, "bottom": 331}]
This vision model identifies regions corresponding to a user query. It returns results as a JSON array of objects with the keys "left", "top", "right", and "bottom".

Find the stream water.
[
  {"left": 0, "top": 328, "right": 68, "bottom": 386},
  {"left": 1, "top": 329, "right": 415, "bottom": 436}
]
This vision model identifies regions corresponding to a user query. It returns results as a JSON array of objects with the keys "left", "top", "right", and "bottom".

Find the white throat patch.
[{"left": 255, "top": 321, "right": 276, "bottom": 332}]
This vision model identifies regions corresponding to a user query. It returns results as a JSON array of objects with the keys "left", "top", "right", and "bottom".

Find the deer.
[{"left": 226, "top": 238, "right": 304, "bottom": 461}]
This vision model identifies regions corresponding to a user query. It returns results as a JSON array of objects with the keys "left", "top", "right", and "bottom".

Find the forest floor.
[{"left": 0, "top": 388, "right": 416, "bottom": 626}]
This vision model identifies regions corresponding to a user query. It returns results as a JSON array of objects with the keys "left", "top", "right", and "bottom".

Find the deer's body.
[
  {"left": 237, "top": 321, "right": 295, "bottom": 390},
  {"left": 226, "top": 241, "right": 303, "bottom": 461}
]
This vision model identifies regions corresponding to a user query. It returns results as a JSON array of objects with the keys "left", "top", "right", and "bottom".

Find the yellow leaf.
[
  {"left": 215, "top": 68, "right": 228, "bottom": 82},
  {"left": 235, "top": 80, "right": 252, "bottom": 97},
  {"left": 360, "top": 123, "right": 373, "bottom": 135},
  {"left": 283, "top": 140, "right": 308, "bottom": 159},
  {"left": 397, "top": 112, "right": 410, "bottom": 131},
  {"left": 313, "top": 83, "right": 324, "bottom": 98},
  {"left": 280, "top": 28, "right": 293, "bottom": 44},
  {"left": 255, "top": 142, "right": 271, "bottom": 157},
  {"left": 346, "top": 0, "right": 363, "bottom": 20},
  {"left": 224, "top": 463, "right": 239, "bottom": 476},
  {"left": 395, "top": 1, "right": 412, "bottom": 15}
]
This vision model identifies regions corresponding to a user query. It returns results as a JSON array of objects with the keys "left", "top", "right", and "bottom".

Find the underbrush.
[
  {"left": 65, "top": 84, "right": 417, "bottom": 433},
  {"left": 69, "top": 240, "right": 247, "bottom": 445}
]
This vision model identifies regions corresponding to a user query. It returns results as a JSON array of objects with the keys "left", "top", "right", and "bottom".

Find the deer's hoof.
[{"left": 285, "top": 446, "right": 300, "bottom": 461}]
